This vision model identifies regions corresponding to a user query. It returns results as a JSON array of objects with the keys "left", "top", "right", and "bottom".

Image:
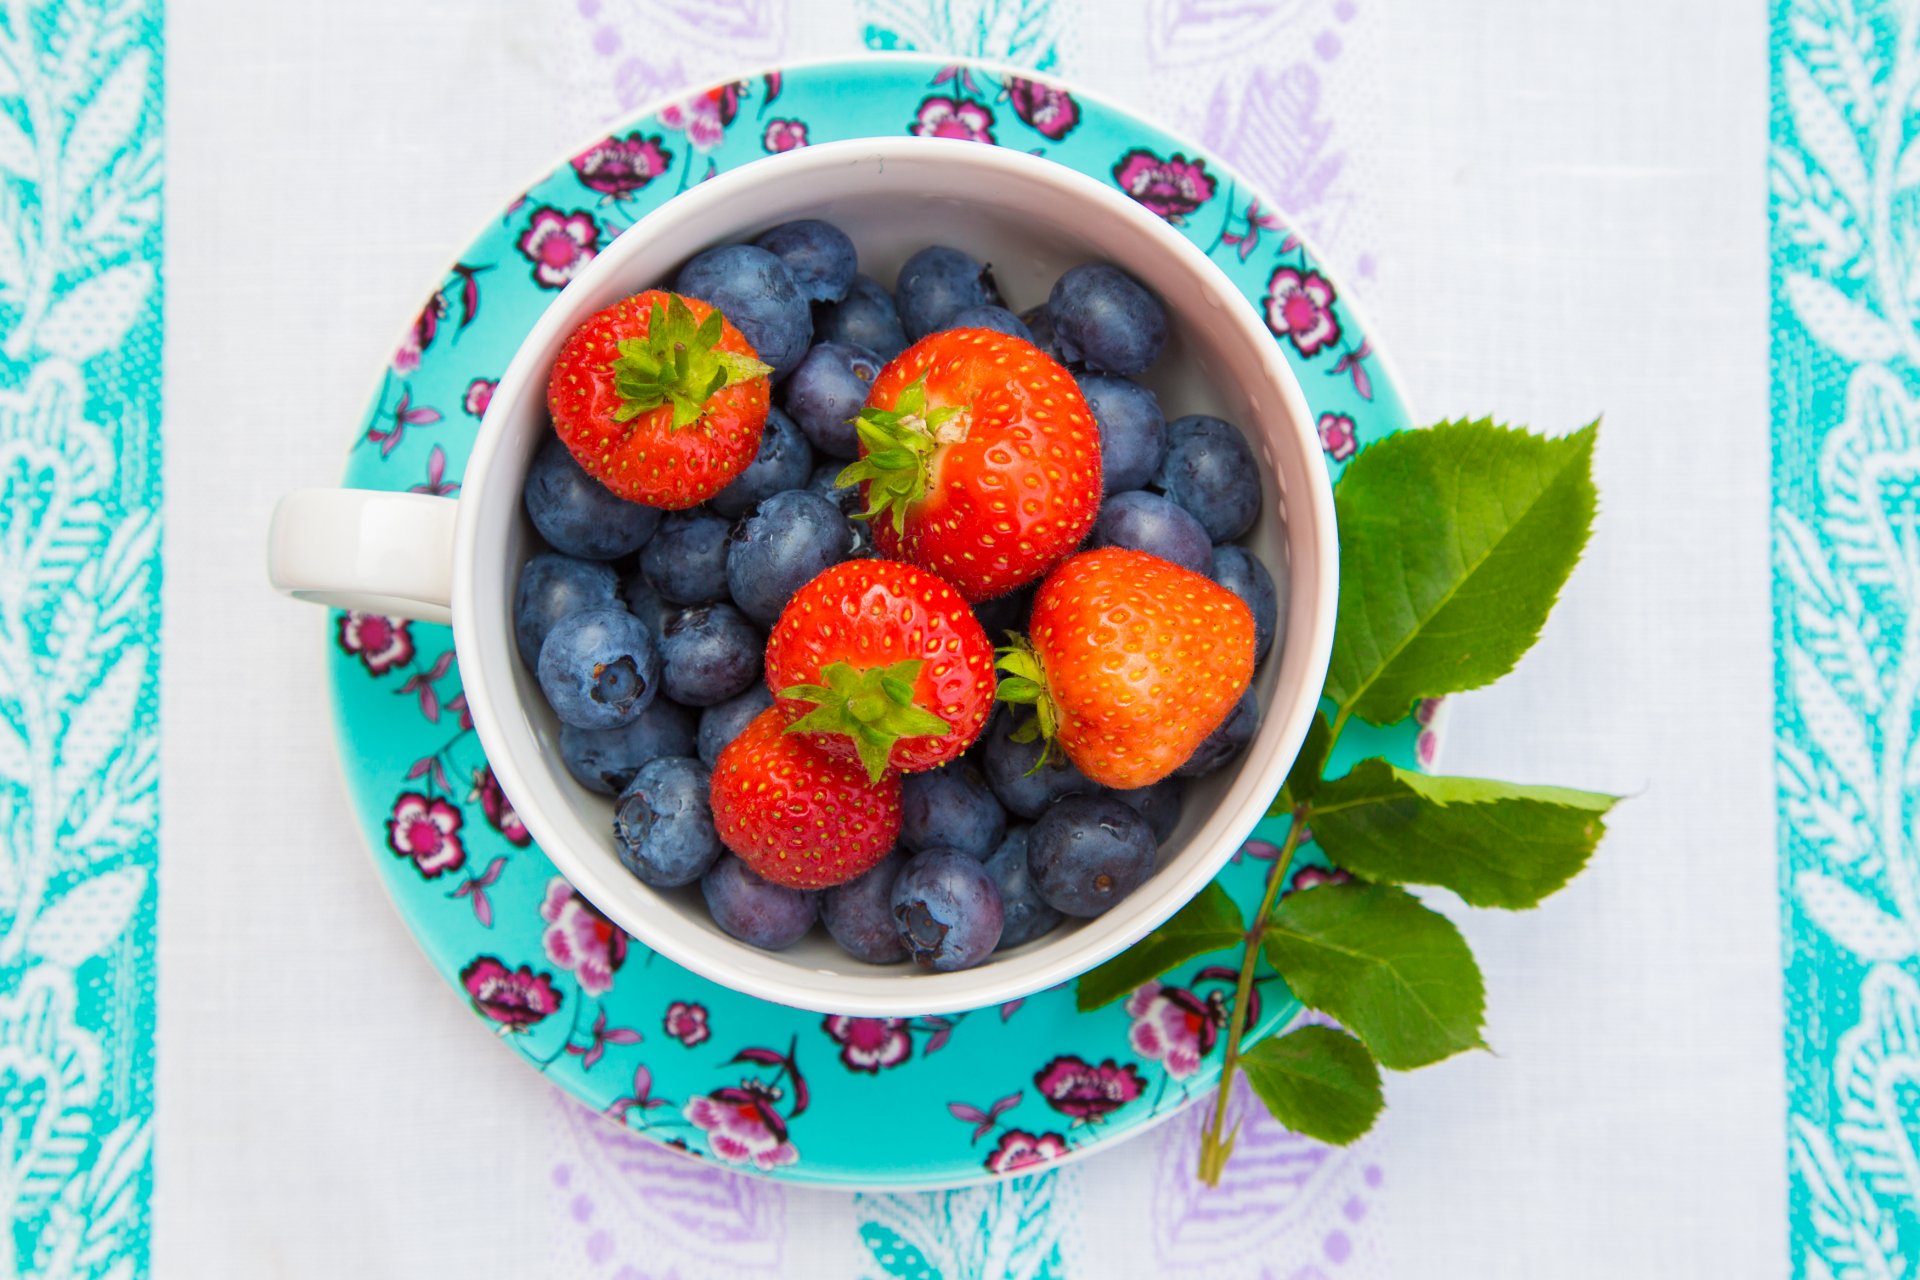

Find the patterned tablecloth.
[{"left": 0, "top": 0, "right": 1814, "bottom": 1275}]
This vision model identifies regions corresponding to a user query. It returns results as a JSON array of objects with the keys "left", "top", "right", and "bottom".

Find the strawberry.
[
  {"left": 997, "top": 547, "right": 1255, "bottom": 789},
  {"left": 765, "top": 559, "right": 996, "bottom": 780},
  {"left": 548, "top": 290, "right": 772, "bottom": 509},
  {"left": 710, "top": 707, "right": 902, "bottom": 890},
  {"left": 838, "top": 328, "right": 1101, "bottom": 601}
]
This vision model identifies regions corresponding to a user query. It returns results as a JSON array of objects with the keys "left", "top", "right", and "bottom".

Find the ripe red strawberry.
[
  {"left": 710, "top": 708, "right": 903, "bottom": 890},
  {"left": 839, "top": 328, "right": 1101, "bottom": 601},
  {"left": 548, "top": 290, "right": 771, "bottom": 509},
  {"left": 765, "top": 559, "right": 995, "bottom": 780},
  {"left": 998, "top": 547, "right": 1254, "bottom": 788}
]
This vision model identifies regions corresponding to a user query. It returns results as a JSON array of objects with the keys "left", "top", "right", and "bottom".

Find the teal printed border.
[
  {"left": 1773, "top": 1, "right": 1920, "bottom": 1273},
  {"left": 0, "top": 1, "right": 162, "bottom": 1276}
]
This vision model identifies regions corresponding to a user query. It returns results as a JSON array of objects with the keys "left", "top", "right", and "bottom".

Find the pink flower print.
[
  {"left": 821, "top": 1016, "right": 914, "bottom": 1073},
  {"left": 665, "top": 1001, "right": 710, "bottom": 1047},
  {"left": 1006, "top": 78, "right": 1079, "bottom": 141},
  {"left": 657, "top": 83, "right": 743, "bottom": 152},
  {"left": 912, "top": 95, "right": 995, "bottom": 144},
  {"left": 567, "top": 1006, "right": 643, "bottom": 1071},
  {"left": 470, "top": 766, "right": 531, "bottom": 847},
  {"left": 517, "top": 206, "right": 600, "bottom": 289},
  {"left": 1112, "top": 148, "right": 1217, "bottom": 222},
  {"left": 572, "top": 132, "right": 673, "bottom": 199},
  {"left": 408, "top": 444, "right": 459, "bottom": 497},
  {"left": 1033, "top": 1055, "right": 1146, "bottom": 1124},
  {"left": 540, "top": 878, "right": 628, "bottom": 996},
  {"left": 463, "top": 378, "right": 496, "bottom": 418},
  {"left": 684, "top": 1082, "right": 798, "bottom": 1171},
  {"left": 762, "top": 118, "right": 809, "bottom": 153},
  {"left": 1318, "top": 412, "right": 1358, "bottom": 462},
  {"left": 1125, "top": 980, "right": 1228, "bottom": 1079},
  {"left": 460, "top": 956, "right": 561, "bottom": 1030},
  {"left": 985, "top": 1129, "right": 1068, "bottom": 1175},
  {"left": 392, "top": 293, "right": 447, "bottom": 373},
  {"left": 1264, "top": 266, "right": 1342, "bottom": 357},
  {"left": 386, "top": 791, "right": 466, "bottom": 878},
  {"left": 1292, "top": 865, "right": 1353, "bottom": 891},
  {"left": 336, "top": 612, "right": 414, "bottom": 675}
]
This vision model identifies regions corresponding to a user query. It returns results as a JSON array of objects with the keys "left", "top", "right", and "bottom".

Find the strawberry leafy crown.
[
  {"left": 608, "top": 294, "right": 771, "bottom": 428},
  {"left": 992, "top": 635, "right": 1064, "bottom": 770},
  {"left": 834, "top": 374, "right": 963, "bottom": 533},
  {"left": 777, "top": 658, "right": 952, "bottom": 783}
]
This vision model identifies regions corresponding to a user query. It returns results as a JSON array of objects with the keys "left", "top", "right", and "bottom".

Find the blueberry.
[
  {"left": 523, "top": 436, "right": 660, "bottom": 560},
  {"left": 614, "top": 756, "right": 722, "bottom": 887},
  {"left": 697, "top": 683, "right": 775, "bottom": 767},
  {"left": 896, "top": 246, "right": 1000, "bottom": 340},
  {"left": 980, "top": 709, "right": 1097, "bottom": 819},
  {"left": 1175, "top": 687, "right": 1260, "bottom": 778},
  {"left": 1048, "top": 264, "right": 1168, "bottom": 376},
  {"left": 784, "top": 342, "right": 882, "bottom": 459},
  {"left": 891, "top": 849, "right": 1004, "bottom": 971},
  {"left": 675, "top": 244, "right": 812, "bottom": 379},
  {"left": 821, "top": 850, "right": 909, "bottom": 964},
  {"left": 1156, "top": 415, "right": 1261, "bottom": 542},
  {"left": 658, "top": 603, "right": 763, "bottom": 706},
  {"left": 559, "top": 698, "right": 697, "bottom": 794},
  {"left": 1020, "top": 304, "right": 1070, "bottom": 363},
  {"left": 1028, "top": 793, "right": 1157, "bottom": 917},
  {"left": 982, "top": 827, "right": 1063, "bottom": 950},
  {"left": 641, "top": 508, "right": 733, "bottom": 605},
  {"left": 1111, "top": 777, "right": 1184, "bottom": 843},
  {"left": 899, "top": 761, "right": 1007, "bottom": 860},
  {"left": 946, "top": 304, "right": 1032, "bottom": 342},
  {"left": 1077, "top": 374, "right": 1167, "bottom": 495},
  {"left": 1210, "top": 545, "right": 1280, "bottom": 665},
  {"left": 807, "top": 460, "right": 862, "bottom": 518},
  {"left": 515, "top": 553, "right": 618, "bottom": 670},
  {"left": 971, "top": 584, "right": 1034, "bottom": 645},
  {"left": 709, "top": 407, "right": 814, "bottom": 519},
  {"left": 726, "top": 489, "right": 852, "bottom": 625},
  {"left": 536, "top": 605, "right": 659, "bottom": 730},
  {"left": 1091, "top": 491, "right": 1213, "bottom": 576},
  {"left": 619, "top": 571, "right": 673, "bottom": 639},
  {"left": 754, "top": 219, "right": 857, "bottom": 304},
  {"left": 701, "top": 854, "right": 818, "bottom": 949},
  {"left": 816, "top": 274, "right": 908, "bottom": 361}
]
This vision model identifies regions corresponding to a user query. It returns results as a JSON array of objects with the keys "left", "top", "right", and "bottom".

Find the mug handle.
[{"left": 267, "top": 489, "right": 459, "bottom": 625}]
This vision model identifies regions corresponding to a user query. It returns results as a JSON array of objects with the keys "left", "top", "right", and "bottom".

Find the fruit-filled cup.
[{"left": 268, "top": 137, "right": 1337, "bottom": 1017}]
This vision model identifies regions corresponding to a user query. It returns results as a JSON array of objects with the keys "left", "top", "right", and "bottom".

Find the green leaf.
[
  {"left": 1272, "top": 709, "right": 1333, "bottom": 814},
  {"left": 1264, "top": 883, "right": 1485, "bottom": 1069},
  {"left": 1310, "top": 760, "right": 1618, "bottom": 908},
  {"left": 608, "top": 294, "right": 771, "bottom": 428},
  {"left": 1241, "top": 1025, "right": 1384, "bottom": 1146},
  {"left": 779, "top": 659, "right": 949, "bottom": 782},
  {"left": 1324, "top": 419, "right": 1598, "bottom": 726},
  {"left": 1076, "top": 883, "right": 1246, "bottom": 1010}
]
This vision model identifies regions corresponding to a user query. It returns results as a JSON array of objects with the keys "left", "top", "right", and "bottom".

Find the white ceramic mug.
[{"left": 268, "top": 137, "right": 1337, "bottom": 1017}]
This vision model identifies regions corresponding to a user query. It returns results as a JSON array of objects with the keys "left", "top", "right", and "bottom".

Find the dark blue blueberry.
[
  {"left": 1020, "top": 304, "right": 1070, "bottom": 363},
  {"left": 641, "top": 508, "right": 733, "bottom": 606},
  {"left": 946, "top": 304, "right": 1032, "bottom": 342},
  {"left": 675, "top": 243, "right": 812, "bottom": 379},
  {"left": 1209, "top": 545, "right": 1279, "bottom": 665},
  {"left": 658, "top": 603, "right": 763, "bottom": 707},
  {"left": 614, "top": 756, "right": 722, "bottom": 887},
  {"left": 1111, "top": 778, "right": 1183, "bottom": 843},
  {"left": 890, "top": 849, "right": 1004, "bottom": 971},
  {"left": 754, "top": 219, "right": 858, "bottom": 304},
  {"left": 896, "top": 246, "right": 1000, "bottom": 340},
  {"left": 701, "top": 854, "right": 818, "bottom": 949},
  {"left": 980, "top": 709, "right": 1098, "bottom": 819},
  {"left": 726, "top": 489, "right": 853, "bottom": 625},
  {"left": 807, "top": 460, "right": 862, "bottom": 517},
  {"left": 558, "top": 697, "right": 697, "bottom": 795},
  {"left": 1028, "top": 793, "right": 1157, "bottom": 917},
  {"left": 709, "top": 407, "right": 814, "bottom": 519},
  {"left": 523, "top": 436, "right": 660, "bottom": 560},
  {"left": 1090, "top": 490, "right": 1213, "bottom": 576},
  {"left": 515, "top": 553, "right": 618, "bottom": 670},
  {"left": 1156, "top": 415, "right": 1261, "bottom": 542},
  {"left": 1077, "top": 374, "right": 1167, "bottom": 495},
  {"left": 970, "top": 584, "right": 1035, "bottom": 645},
  {"left": 816, "top": 274, "right": 908, "bottom": 361},
  {"left": 820, "top": 850, "right": 909, "bottom": 964},
  {"left": 619, "top": 570, "right": 673, "bottom": 639},
  {"left": 899, "top": 761, "right": 1007, "bottom": 860},
  {"left": 783, "top": 342, "right": 882, "bottom": 459},
  {"left": 982, "top": 827, "right": 1063, "bottom": 950},
  {"left": 1175, "top": 687, "right": 1260, "bottom": 778},
  {"left": 1048, "top": 264, "right": 1168, "bottom": 376},
  {"left": 697, "top": 683, "right": 775, "bottom": 767},
  {"left": 536, "top": 605, "right": 659, "bottom": 730}
]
